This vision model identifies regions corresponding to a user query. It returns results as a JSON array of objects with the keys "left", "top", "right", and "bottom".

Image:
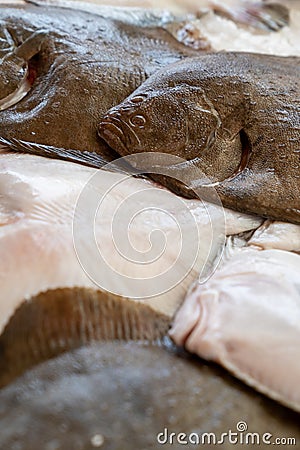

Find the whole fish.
[{"left": 98, "top": 52, "right": 300, "bottom": 224}]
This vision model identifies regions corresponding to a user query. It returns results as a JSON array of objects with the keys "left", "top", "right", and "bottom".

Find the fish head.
[{"left": 98, "top": 84, "right": 220, "bottom": 161}]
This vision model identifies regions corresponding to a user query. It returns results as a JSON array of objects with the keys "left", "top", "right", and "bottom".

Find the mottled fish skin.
[
  {"left": 1, "top": 339, "right": 300, "bottom": 450},
  {"left": 170, "top": 247, "right": 300, "bottom": 412},
  {"left": 98, "top": 52, "right": 300, "bottom": 224},
  {"left": 0, "top": 3, "right": 199, "bottom": 160}
]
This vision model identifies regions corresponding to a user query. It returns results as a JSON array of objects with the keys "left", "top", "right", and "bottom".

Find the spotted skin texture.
[
  {"left": 0, "top": 3, "right": 199, "bottom": 159},
  {"left": 99, "top": 52, "right": 300, "bottom": 224},
  {"left": 0, "top": 287, "right": 299, "bottom": 449}
]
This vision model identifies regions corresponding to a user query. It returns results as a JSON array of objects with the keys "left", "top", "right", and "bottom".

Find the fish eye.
[
  {"left": 129, "top": 114, "right": 146, "bottom": 128},
  {"left": 130, "top": 95, "right": 147, "bottom": 104}
]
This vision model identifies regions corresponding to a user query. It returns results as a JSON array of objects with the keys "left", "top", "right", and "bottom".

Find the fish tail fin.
[{"left": 211, "top": 1, "right": 289, "bottom": 32}]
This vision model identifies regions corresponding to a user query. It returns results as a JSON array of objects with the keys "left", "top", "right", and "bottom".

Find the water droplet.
[
  {"left": 45, "top": 440, "right": 60, "bottom": 450},
  {"left": 90, "top": 434, "right": 105, "bottom": 447},
  {"left": 167, "top": 398, "right": 177, "bottom": 407},
  {"left": 168, "top": 415, "right": 177, "bottom": 425}
]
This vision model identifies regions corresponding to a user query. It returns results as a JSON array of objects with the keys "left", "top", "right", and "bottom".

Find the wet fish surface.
[
  {"left": 99, "top": 51, "right": 300, "bottom": 224},
  {"left": 248, "top": 219, "right": 300, "bottom": 251},
  {"left": 170, "top": 246, "right": 300, "bottom": 412},
  {"left": 0, "top": 152, "right": 262, "bottom": 331},
  {"left": 0, "top": 2, "right": 199, "bottom": 160},
  {"left": 0, "top": 287, "right": 299, "bottom": 450},
  {"left": 0, "top": 287, "right": 170, "bottom": 388}
]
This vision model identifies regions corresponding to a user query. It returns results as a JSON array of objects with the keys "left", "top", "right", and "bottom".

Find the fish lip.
[
  {"left": 98, "top": 116, "right": 131, "bottom": 154},
  {"left": 99, "top": 114, "right": 141, "bottom": 154}
]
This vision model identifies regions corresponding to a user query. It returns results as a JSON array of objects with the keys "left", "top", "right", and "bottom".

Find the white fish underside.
[
  {"left": 1, "top": 154, "right": 300, "bottom": 412},
  {"left": 1, "top": 0, "right": 300, "bottom": 413},
  {"left": 0, "top": 152, "right": 263, "bottom": 333},
  {"left": 170, "top": 246, "right": 300, "bottom": 412}
]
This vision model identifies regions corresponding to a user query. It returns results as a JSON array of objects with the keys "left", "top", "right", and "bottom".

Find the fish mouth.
[
  {"left": 98, "top": 117, "right": 129, "bottom": 155},
  {"left": 98, "top": 115, "right": 141, "bottom": 156}
]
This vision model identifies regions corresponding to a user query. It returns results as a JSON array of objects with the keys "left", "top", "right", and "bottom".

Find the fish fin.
[
  {"left": 211, "top": 1, "right": 289, "bottom": 32},
  {"left": 14, "top": 30, "right": 47, "bottom": 60},
  {"left": 0, "top": 136, "right": 138, "bottom": 175},
  {"left": 0, "top": 136, "right": 106, "bottom": 169},
  {"left": 0, "top": 287, "right": 171, "bottom": 388},
  {"left": 24, "top": 0, "right": 177, "bottom": 27}
]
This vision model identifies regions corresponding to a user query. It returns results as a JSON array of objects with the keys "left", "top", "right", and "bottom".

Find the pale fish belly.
[
  {"left": 248, "top": 220, "right": 300, "bottom": 252},
  {"left": 170, "top": 246, "right": 300, "bottom": 412},
  {"left": 0, "top": 152, "right": 262, "bottom": 334}
]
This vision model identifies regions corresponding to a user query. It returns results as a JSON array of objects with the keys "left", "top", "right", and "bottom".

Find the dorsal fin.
[{"left": 0, "top": 287, "right": 171, "bottom": 387}]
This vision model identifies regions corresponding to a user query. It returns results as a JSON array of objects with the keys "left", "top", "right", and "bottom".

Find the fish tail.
[{"left": 211, "top": 0, "right": 289, "bottom": 32}]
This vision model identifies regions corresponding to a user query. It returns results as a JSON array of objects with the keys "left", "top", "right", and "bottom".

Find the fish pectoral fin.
[
  {"left": 0, "top": 29, "right": 47, "bottom": 110},
  {"left": 14, "top": 30, "right": 48, "bottom": 61}
]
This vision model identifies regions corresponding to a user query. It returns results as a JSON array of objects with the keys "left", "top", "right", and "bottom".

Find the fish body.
[
  {"left": 170, "top": 246, "right": 300, "bottom": 412},
  {"left": 0, "top": 152, "right": 262, "bottom": 332},
  {"left": 1, "top": 331, "right": 300, "bottom": 450},
  {"left": 99, "top": 52, "right": 300, "bottom": 223},
  {"left": 248, "top": 219, "right": 300, "bottom": 251},
  {"left": 0, "top": 3, "right": 199, "bottom": 158}
]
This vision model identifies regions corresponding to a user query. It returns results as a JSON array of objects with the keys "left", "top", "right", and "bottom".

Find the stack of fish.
[{"left": 0, "top": 1, "right": 299, "bottom": 448}]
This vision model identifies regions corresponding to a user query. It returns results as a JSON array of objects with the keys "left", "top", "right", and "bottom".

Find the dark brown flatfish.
[
  {"left": 0, "top": 287, "right": 299, "bottom": 450},
  {"left": 0, "top": 2, "right": 200, "bottom": 163},
  {"left": 98, "top": 52, "right": 300, "bottom": 224},
  {"left": 0, "top": 287, "right": 170, "bottom": 387}
]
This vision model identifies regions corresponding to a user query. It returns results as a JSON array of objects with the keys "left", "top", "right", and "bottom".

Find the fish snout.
[
  {"left": 98, "top": 112, "right": 130, "bottom": 154},
  {"left": 98, "top": 114, "right": 124, "bottom": 140},
  {"left": 99, "top": 103, "right": 145, "bottom": 154}
]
